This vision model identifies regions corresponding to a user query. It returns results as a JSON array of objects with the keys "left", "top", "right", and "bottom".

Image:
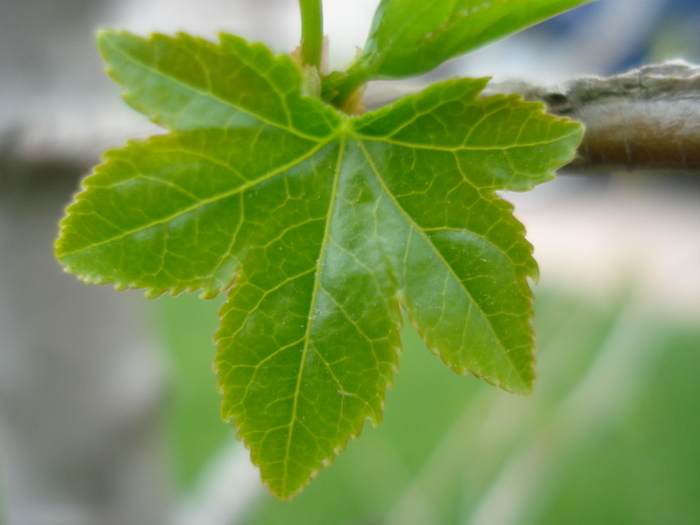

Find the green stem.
[
  {"left": 298, "top": 0, "right": 323, "bottom": 70},
  {"left": 329, "top": 62, "right": 372, "bottom": 112}
]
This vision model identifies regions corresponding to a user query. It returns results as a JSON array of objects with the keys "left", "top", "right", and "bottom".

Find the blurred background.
[{"left": 1, "top": 0, "right": 699, "bottom": 524}]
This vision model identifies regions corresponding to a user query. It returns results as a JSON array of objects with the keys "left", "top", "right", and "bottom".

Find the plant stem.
[
  {"left": 298, "top": 0, "right": 323, "bottom": 70},
  {"left": 329, "top": 62, "right": 371, "bottom": 112}
]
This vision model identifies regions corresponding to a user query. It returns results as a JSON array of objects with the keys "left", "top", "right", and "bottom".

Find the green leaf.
[
  {"left": 55, "top": 32, "right": 582, "bottom": 499},
  {"left": 355, "top": 0, "right": 597, "bottom": 79}
]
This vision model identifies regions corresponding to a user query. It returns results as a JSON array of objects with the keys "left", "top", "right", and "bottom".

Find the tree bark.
[
  {"left": 366, "top": 60, "right": 700, "bottom": 174},
  {"left": 488, "top": 60, "right": 700, "bottom": 173}
]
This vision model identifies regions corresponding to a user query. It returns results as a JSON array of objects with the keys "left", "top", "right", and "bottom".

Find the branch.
[
  {"left": 298, "top": 0, "right": 323, "bottom": 70},
  {"left": 489, "top": 60, "right": 700, "bottom": 173},
  {"left": 3, "top": 62, "right": 699, "bottom": 175},
  {"left": 367, "top": 60, "right": 700, "bottom": 174}
]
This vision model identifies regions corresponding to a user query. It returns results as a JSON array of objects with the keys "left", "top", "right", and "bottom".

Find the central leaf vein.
[
  {"left": 60, "top": 140, "right": 333, "bottom": 257},
  {"left": 281, "top": 136, "right": 346, "bottom": 495},
  {"left": 354, "top": 138, "right": 525, "bottom": 383},
  {"left": 103, "top": 37, "right": 324, "bottom": 142}
]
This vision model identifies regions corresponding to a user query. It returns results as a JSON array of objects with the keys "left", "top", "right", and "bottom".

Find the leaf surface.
[
  {"left": 356, "top": 0, "right": 597, "bottom": 79},
  {"left": 56, "top": 32, "right": 582, "bottom": 499}
]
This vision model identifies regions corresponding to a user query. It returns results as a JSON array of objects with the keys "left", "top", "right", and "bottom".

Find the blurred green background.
[{"left": 156, "top": 282, "right": 700, "bottom": 525}]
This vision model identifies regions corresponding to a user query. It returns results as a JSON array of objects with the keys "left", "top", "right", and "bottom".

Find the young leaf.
[
  {"left": 55, "top": 32, "right": 582, "bottom": 499},
  {"left": 354, "top": 0, "right": 597, "bottom": 79}
]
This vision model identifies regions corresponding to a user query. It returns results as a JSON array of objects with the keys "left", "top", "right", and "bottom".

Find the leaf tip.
[{"left": 96, "top": 28, "right": 131, "bottom": 57}]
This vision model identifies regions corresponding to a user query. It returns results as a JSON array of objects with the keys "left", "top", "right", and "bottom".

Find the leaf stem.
[
  {"left": 298, "top": 0, "right": 323, "bottom": 70},
  {"left": 323, "top": 59, "right": 375, "bottom": 114}
]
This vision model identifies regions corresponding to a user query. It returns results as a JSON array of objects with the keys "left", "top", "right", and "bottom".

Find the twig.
[
  {"left": 488, "top": 60, "right": 700, "bottom": 173},
  {"left": 367, "top": 60, "right": 700, "bottom": 174},
  {"left": 3, "top": 61, "right": 699, "bottom": 175}
]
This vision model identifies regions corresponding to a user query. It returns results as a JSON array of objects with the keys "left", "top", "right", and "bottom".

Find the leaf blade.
[
  {"left": 56, "top": 128, "right": 331, "bottom": 297},
  {"left": 56, "top": 33, "right": 584, "bottom": 499},
  {"left": 352, "top": 78, "right": 583, "bottom": 391},
  {"left": 98, "top": 31, "right": 340, "bottom": 137},
  {"left": 215, "top": 137, "right": 404, "bottom": 499},
  {"left": 357, "top": 0, "right": 597, "bottom": 79}
]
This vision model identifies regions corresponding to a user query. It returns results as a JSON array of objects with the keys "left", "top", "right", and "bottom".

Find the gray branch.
[
  {"left": 3, "top": 61, "right": 699, "bottom": 178},
  {"left": 367, "top": 60, "right": 700, "bottom": 174}
]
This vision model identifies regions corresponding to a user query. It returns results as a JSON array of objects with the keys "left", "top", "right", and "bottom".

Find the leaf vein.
[
  {"left": 355, "top": 139, "right": 525, "bottom": 384},
  {"left": 103, "top": 37, "right": 322, "bottom": 141},
  {"left": 280, "top": 136, "right": 344, "bottom": 495},
  {"left": 60, "top": 140, "right": 330, "bottom": 258}
]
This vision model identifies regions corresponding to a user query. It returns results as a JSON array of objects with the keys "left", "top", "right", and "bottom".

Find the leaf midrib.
[
  {"left": 357, "top": 131, "right": 583, "bottom": 153},
  {"left": 102, "top": 36, "right": 328, "bottom": 142},
  {"left": 57, "top": 139, "right": 332, "bottom": 258},
  {"left": 354, "top": 138, "right": 528, "bottom": 389},
  {"left": 279, "top": 136, "right": 346, "bottom": 498}
]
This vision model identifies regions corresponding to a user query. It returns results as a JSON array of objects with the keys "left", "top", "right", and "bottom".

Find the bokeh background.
[{"left": 1, "top": 1, "right": 699, "bottom": 524}]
